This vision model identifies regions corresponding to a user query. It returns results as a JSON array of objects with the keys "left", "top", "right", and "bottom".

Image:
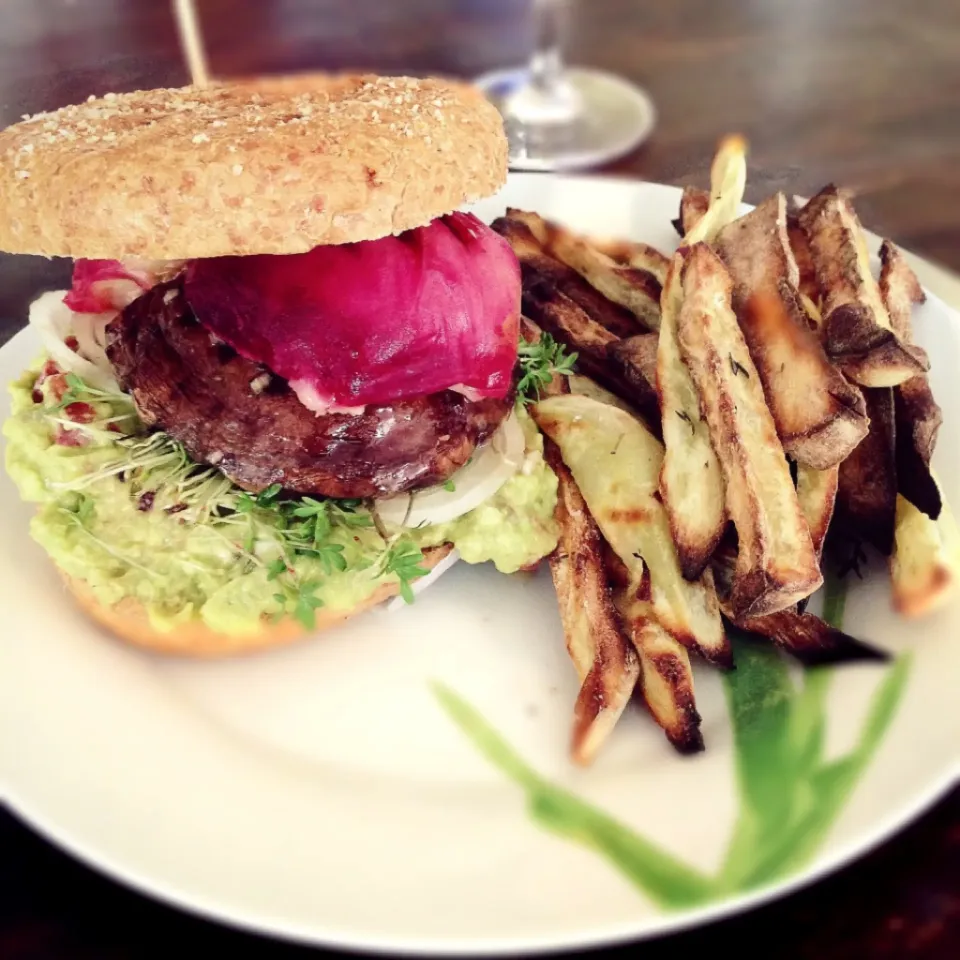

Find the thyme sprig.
[{"left": 517, "top": 333, "right": 577, "bottom": 403}]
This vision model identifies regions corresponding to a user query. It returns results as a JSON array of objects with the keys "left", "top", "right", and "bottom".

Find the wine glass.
[{"left": 474, "top": 0, "right": 656, "bottom": 171}]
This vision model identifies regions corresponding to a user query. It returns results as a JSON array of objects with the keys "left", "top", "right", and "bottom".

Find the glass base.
[{"left": 474, "top": 66, "right": 656, "bottom": 172}]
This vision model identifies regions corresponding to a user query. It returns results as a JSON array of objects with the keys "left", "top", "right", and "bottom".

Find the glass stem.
[
  {"left": 505, "top": 0, "right": 580, "bottom": 125},
  {"left": 529, "top": 0, "right": 568, "bottom": 99}
]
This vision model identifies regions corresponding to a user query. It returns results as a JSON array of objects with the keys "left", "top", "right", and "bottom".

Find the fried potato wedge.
[
  {"left": 891, "top": 485, "right": 960, "bottom": 618},
  {"left": 519, "top": 271, "right": 661, "bottom": 427},
  {"left": 682, "top": 134, "right": 748, "bottom": 245},
  {"left": 608, "top": 332, "right": 660, "bottom": 406},
  {"left": 798, "top": 186, "right": 929, "bottom": 387},
  {"left": 494, "top": 215, "right": 646, "bottom": 338},
  {"left": 796, "top": 463, "right": 839, "bottom": 560},
  {"left": 786, "top": 196, "right": 821, "bottom": 307},
  {"left": 505, "top": 208, "right": 663, "bottom": 331},
  {"left": 676, "top": 244, "right": 822, "bottom": 617},
  {"left": 673, "top": 185, "right": 710, "bottom": 237},
  {"left": 627, "top": 613, "right": 704, "bottom": 752},
  {"left": 543, "top": 440, "right": 641, "bottom": 765},
  {"left": 568, "top": 373, "right": 643, "bottom": 419},
  {"left": 731, "top": 610, "right": 889, "bottom": 667},
  {"left": 711, "top": 546, "right": 883, "bottom": 665},
  {"left": 534, "top": 394, "right": 731, "bottom": 666},
  {"left": 588, "top": 238, "right": 671, "bottom": 287},
  {"left": 880, "top": 239, "right": 925, "bottom": 341},
  {"left": 715, "top": 193, "right": 868, "bottom": 468},
  {"left": 879, "top": 239, "right": 942, "bottom": 519},
  {"left": 603, "top": 546, "right": 704, "bottom": 752},
  {"left": 893, "top": 384, "right": 941, "bottom": 518},
  {"left": 656, "top": 254, "right": 727, "bottom": 580},
  {"left": 835, "top": 387, "right": 898, "bottom": 556}
]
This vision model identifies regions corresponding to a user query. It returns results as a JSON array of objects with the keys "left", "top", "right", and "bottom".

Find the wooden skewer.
[{"left": 173, "top": 0, "right": 211, "bottom": 87}]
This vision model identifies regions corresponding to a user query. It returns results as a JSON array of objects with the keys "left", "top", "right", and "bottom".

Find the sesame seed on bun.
[{"left": 0, "top": 73, "right": 507, "bottom": 259}]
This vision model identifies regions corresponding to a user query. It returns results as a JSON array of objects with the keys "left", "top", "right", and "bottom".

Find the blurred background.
[{"left": 1, "top": 0, "right": 959, "bottom": 328}]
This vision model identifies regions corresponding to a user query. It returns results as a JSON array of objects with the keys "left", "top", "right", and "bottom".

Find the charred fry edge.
[
  {"left": 835, "top": 387, "right": 898, "bottom": 557},
  {"left": 533, "top": 393, "right": 731, "bottom": 667},
  {"left": 506, "top": 208, "right": 663, "bottom": 331},
  {"left": 656, "top": 252, "right": 728, "bottom": 580},
  {"left": 676, "top": 243, "right": 822, "bottom": 618},
  {"left": 544, "top": 439, "right": 641, "bottom": 765},
  {"left": 519, "top": 266, "right": 662, "bottom": 430},
  {"left": 786, "top": 196, "right": 821, "bottom": 306},
  {"left": 726, "top": 612, "right": 889, "bottom": 667},
  {"left": 879, "top": 239, "right": 942, "bottom": 519},
  {"left": 714, "top": 193, "right": 868, "bottom": 468},
  {"left": 798, "top": 185, "right": 929, "bottom": 387},
  {"left": 605, "top": 548, "right": 704, "bottom": 754},
  {"left": 589, "top": 237, "right": 671, "bottom": 287},
  {"left": 673, "top": 186, "right": 710, "bottom": 237},
  {"left": 493, "top": 215, "right": 647, "bottom": 338}
]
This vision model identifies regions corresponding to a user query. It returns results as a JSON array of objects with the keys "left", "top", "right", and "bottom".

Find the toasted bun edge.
[
  {"left": 0, "top": 74, "right": 507, "bottom": 258},
  {"left": 62, "top": 543, "right": 453, "bottom": 657}
]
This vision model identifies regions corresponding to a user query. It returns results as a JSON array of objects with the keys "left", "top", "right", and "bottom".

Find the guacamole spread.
[{"left": 4, "top": 362, "right": 559, "bottom": 636}]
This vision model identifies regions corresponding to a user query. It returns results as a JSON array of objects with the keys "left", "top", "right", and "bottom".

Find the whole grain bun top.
[{"left": 0, "top": 73, "right": 507, "bottom": 259}]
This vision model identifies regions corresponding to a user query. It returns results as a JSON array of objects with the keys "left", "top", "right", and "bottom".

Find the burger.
[{"left": 0, "top": 74, "right": 561, "bottom": 655}]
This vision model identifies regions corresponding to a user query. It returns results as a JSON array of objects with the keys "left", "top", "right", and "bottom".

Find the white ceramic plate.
[{"left": 1, "top": 174, "right": 959, "bottom": 955}]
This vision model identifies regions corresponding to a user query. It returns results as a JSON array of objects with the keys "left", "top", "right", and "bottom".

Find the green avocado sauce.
[{"left": 4, "top": 362, "right": 559, "bottom": 637}]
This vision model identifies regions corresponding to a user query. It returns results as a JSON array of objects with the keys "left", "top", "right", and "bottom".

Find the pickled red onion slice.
[
  {"left": 183, "top": 213, "right": 521, "bottom": 412},
  {"left": 64, "top": 258, "right": 183, "bottom": 313}
]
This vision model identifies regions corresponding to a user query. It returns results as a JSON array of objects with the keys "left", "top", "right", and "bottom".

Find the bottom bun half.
[{"left": 62, "top": 544, "right": 454, "bottom": 658}]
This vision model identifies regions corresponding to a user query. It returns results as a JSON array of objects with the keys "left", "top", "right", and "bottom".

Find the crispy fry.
[
  {"left": 711, "top": 545, "right": 884, "bottom": 664},
  {"left": 566, "top": 373, "right": 638, "bottom": 415},
  {"left": 893, "top": 386, "right": 941, "bottom": 517},
  {"left": 543, "top": 440, "right": 641, "bottom": 765},
  {"left": 588, "top": 237, "right": 670, "bottom": 287},
  {"left": 715, "top": 193, "right": 868, "bottom": 468},
  {"left": 494, "top": 215, "right": 646, "bottom": 338},
  {"left": 891, "top": 486, "right": 960, "bottom": 617},
  {"left": 879, "top": 239, "right": 942, "bottom": 519},
  {"left": 608, "top": 332, "right": 659, "bottom": 406},
  {"left": 656, "top": 253, "right": 727, "bottom": 580},
  {"left": 534, "top": 394, "right": 731, "bottom": 666},
  {"left": 835, "top": 387, "right": 898, "bottom": 556},
  {"left": 505, "top": 208, "right": 663, "bottom": 331},
  {"left": 731, "top": 610, "right": 888, "bottom": 666},
  {"left": 796, "top": 463, "right": 839, "bottom": 560},
  {"left": 627, "top": 613, "right": 704, "bottom": 753},
  {"left": 798, "top": 186, "right": 929, "bottom": 387},
  {"left": 676, "top": 243, "right": 822, "bottom": 618},
  {"left": 605, "top": 550, "right": 703, "bottom": 752},
  {"left": 673, "top": 185, "right": 710, "bottom": 237},
  {"left": 519, "top": 270, "right": 661, "bottom": 428},
  {"left": 682, "top": 134, "right": 748, "bottom": 245},
  {"left": 880, "top": 239, "right": 925, "bottom": 341},
  {"left": 786, "top": 197, "right": 821, "bottom": 306}
]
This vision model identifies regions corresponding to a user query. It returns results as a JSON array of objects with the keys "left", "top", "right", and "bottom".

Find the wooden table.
[{"left": 0, "top": 2, "right": 957, "bottom": 957}]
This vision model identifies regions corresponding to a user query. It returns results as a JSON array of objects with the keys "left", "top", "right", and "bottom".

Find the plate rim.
[{"left": 3, "top": 769, "right": 957, "bottom": 955}]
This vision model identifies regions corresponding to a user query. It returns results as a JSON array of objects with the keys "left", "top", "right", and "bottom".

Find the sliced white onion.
[
  {"left": 72, "top": 310, "right": 116, "bottom": 374},
  {"left": 88, "top": 277, "right": 147, "bottom": 311},
  {"left": 376, "top": 412, "right": 526, "bottom": 529},
  {"left": 29, "top": 290, "right": 120, "bottom": 392},
  {"left": 386, "top": 549, "right": 461, "bottom": 611}
]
